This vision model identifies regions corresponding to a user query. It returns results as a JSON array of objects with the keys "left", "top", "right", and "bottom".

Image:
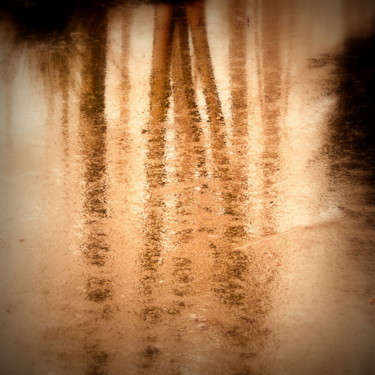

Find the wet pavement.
[{"left": 0, "top": 0, "right": 375, "bottom": 374}]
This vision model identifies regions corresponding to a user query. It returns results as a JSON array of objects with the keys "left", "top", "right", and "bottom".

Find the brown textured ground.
[{"left": 0, "top": 1, "right": 374, "bottom": 374}]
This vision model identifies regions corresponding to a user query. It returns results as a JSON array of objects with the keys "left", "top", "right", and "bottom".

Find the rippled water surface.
[{"left": 0, "top": 1, "right": 375, "bottom": 374}]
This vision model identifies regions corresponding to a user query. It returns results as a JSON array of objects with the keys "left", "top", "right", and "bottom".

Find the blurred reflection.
[
  {"left": 138, "top": 4, "right": 172, "bottom": 370},
  {"left": 60, "top": 53, "right": 70, "bottom": 163},
  {"left": 1, "top": 0, "right": 375, "bottom": 374},
  {"left": 229, "top": 0, "right": 248, "bottom": 141},
  {"left": 1, "top": 49, "right": 15, "bottom": 169},
  {"left": 136, "top": 2, "right": 280, "bottom": 373},
  {"left": 119, "top": 8, "right": 131, "bottom": 124},
  {"left": 329, "top": 30, "right": 375, "bottom": 188},
  {"left": 80, "top": 12, "right": 109, "bottom": 286},
  {"left": 171, "top": 5, "right": 206, "bottom": 180},
  {"left": 258, "top": 0, "right": 282, "bottom": 235},
  {"left": 186, "top": 1, "right": 230, "bottom": 173},
  {"left": 79, "top": 10, "right": 112, "bottom": 374}
]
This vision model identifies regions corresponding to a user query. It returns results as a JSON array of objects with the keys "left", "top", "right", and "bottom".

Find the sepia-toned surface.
[{"left": 0, "top": 0, "right": 374, "bottom": 374}]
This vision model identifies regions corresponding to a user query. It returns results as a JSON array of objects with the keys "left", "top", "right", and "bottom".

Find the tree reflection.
[
  {"left": 258, "top": 0, "right": 282, "bottom": 235},
  {"left": 79, "top": 10, "right": 113, "bottom": 375},
  {"left": 137, "top": 1, "right": 281, "bottom": 373}
]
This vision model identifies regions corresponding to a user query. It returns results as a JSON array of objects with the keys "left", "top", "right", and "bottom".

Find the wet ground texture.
[{"left": 0, "top": 1, "right": 375, "bottom": 374}]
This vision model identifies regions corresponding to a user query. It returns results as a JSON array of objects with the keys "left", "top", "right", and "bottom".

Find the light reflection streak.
[
  {"left": 186, "top": 1, "right": 230, "bottom": 174},
  {"left": 170, "top": 6, "right": 206, "bottom": 181}
]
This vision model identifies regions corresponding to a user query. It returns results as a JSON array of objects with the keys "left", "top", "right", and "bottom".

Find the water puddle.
[{"left": 0, "top": 1, "right": 374, "bottom": 374}]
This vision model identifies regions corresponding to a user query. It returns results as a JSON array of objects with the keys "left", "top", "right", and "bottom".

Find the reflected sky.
[{"left": 0, "top": 1, "right": 375, "bottom": 374}]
